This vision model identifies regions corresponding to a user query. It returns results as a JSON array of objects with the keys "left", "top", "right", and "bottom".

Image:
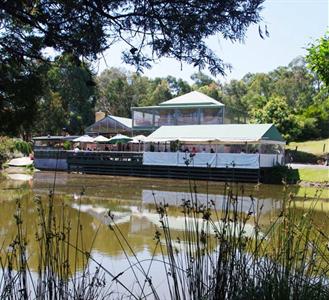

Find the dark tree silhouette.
[
  {"left": 0, "top": 0, "right": 264, "bottom": 75},
  {"left": 0, "top": 0, "right": 265, "bottom": 136}
]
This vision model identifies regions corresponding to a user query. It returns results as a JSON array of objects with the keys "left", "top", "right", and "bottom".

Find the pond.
[{"left": 0, "top": 172, "right": 328, "bottom": 298}]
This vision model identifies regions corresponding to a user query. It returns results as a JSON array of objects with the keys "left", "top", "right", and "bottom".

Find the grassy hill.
[{"left": 287, "top": 139, "right": 329, "bottom": 155}]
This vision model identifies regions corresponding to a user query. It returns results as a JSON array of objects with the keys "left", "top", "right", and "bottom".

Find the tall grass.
[
  {"left": 0, "top": 190, "right": 116, "bottom": 299},
  {"left": 146, "top": 182, "right": 329, "bottom": 299},
  {"left": 0, "top": 180, "right": 329, "bottom": 299}
]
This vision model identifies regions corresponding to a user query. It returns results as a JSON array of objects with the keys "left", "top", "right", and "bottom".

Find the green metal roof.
[
  {"left": 159, "top": 91, "right": 224, "bottom": 107},
  {"left": 132, "top": 104, "right": 223, "bottom": 110},
  {"left": 131, "top": 91, "right": 224, "bottom": 111},
  {"left": 147, "top": 124, "right": 285, "bottom": 143}
]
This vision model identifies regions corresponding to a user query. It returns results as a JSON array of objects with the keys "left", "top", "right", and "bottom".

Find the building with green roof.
[
  {"left": 131, "top": 91, "right": 225, "bottom": 132},
  {"left": 144, "top": 124, "right": 285, "bottom": 168},
  {"left": 146, "top": 124, "right": 285, "bottom": 144}
]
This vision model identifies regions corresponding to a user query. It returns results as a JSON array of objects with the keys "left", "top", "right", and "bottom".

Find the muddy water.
[{"left": 0, "top": 171, "right": 328, "bottom": 297}]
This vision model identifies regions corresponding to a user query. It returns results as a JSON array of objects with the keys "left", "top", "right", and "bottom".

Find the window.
[
  {"left": 158, "top": 109, "right": 176, "bottom": 126},
  {"left": 201, "top": 108, "right": 222, "bottom": 124},
  {"left": 176, "top": 109, "right": 199, "bottom": 125},
  {"left": 133, "top": 110, "right": 154, "bottom": 127}
]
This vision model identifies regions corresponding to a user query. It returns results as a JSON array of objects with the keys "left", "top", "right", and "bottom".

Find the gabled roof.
[
  {"left": 85, "top": 115, "right": 132, "bottom": 133},
  {"left": 109, "top": 116, "right": 132, "bottom": 128},
  {"left": 146, "top": 124, "right": 285, "bottom": 144},
  {"left": 131, "top": 91, "right": 224, "bottom": 110},
  {"left": 159, "top": 91, "right": 224, "bottom": 107}
]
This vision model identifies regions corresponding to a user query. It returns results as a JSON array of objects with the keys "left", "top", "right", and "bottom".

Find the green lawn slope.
[{"left": 287, "top": 139, "right": 329, "bottom": 155}]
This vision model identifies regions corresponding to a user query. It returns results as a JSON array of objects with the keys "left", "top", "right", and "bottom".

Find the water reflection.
[{"left": 0, "top": 171, "right": 327, "bottom": 273}]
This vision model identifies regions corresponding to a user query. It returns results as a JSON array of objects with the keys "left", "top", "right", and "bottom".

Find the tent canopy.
[
  {"left": 146, "top": 124, "right": 285, "bottom": 144},
  {"left": 93, "top": 135, "right": 110, "bottom": 142},
  {"left": 130, "top": 135, "right": 147, "bottom": 143},
  {"left": 73, "top": 135, "right": 94, "bottom": 143}
]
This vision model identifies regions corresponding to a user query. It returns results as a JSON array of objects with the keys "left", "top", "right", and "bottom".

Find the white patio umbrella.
[
  {"left": 93, "top": 135, "right": 110, "bottom": 143},
  {"left": 130, "top": 134, "right": 147, "bottom": 151},
  {"left": 73, "top": 135, "right": 94, "bottom": 143},
  {"left": 108, "top": 134, "right": 133, "bottom": 144},
  {"left": 130, "top": 135, "right": 147, "bottom": 143}
]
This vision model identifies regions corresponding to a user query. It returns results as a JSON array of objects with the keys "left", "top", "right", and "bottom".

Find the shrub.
[
  {"left": 0, "top": 137, "right": 32, "bottom": 167},
  {"left": 14, "top": 139, "right": 32, "bottom": 155},
  {"left": 286, "top": 149, "right": 320, "bottom": 164}
]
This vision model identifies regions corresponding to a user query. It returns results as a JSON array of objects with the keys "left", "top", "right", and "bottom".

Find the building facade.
[{"left": 131, "top": 91, "right": 225, "bottom": 133}]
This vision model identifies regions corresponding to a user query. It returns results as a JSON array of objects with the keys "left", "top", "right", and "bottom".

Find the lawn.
[
  {"left": 297, "top": 168, "right": 329, "bottom": 183},
  {"left": 287, "top": 139, "right": 329, "bottom": 155}
]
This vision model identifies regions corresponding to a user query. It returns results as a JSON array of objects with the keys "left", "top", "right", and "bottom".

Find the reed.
[
  {"left": 147, "top": 182, "right": 329, "bottom": 299},
  {"left": 0, "top": 179, "right": 328, "bottom": 299},
  {"left": 0, "top": 190, "right": 116, "bottom": 299}
]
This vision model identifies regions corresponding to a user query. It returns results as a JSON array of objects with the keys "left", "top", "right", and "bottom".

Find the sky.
[{"left": 93, "top": 0, "right": 329, "bottom": 83}]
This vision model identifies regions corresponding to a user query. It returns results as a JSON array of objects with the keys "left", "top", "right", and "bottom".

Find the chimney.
[{"left": 95, "top": 111, "right": 106, "bottom": 122}]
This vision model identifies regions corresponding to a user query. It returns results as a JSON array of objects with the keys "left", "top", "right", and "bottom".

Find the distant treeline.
[{"left": 1, "top": 36, "right": 328, "bottom": 142}]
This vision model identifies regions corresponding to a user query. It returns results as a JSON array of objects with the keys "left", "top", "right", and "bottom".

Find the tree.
[
  {"left": 269, "top": 57, "right": 316, "bottom": 110},
  {"left": 39, "top": 54, "right": 97, "bottom": 134},
  {"left": 251, "top": 96, "right": 300, "bottom": 142},
  {"left": 298, "top": 98, "right": 329, "bottom": 139},
  {"left": 0, "top": 0, "right": 264, "bottom": 76},
  {"left": 306, "top": 34, "right": 329, "bottom": 88},
  {"left": 222, "top": 79, "right": 248, "bottom": 107},
  {"left": 191, "top": 72, "right": 216, "bottom": 88},
  {"left": 147, "top": 80, "right": 173, "bottom": 106},
  {"left": 1, "top": 0, "right": 265, "bottom": 136},
  {"left": 166, "top": 76, "right": 191, "bottom": 96},
  {"left": 37, "top": 92, "right": 67, "bottom": 136},
  {"left": 198, "top": 82, "right": 223, "bottom": 101},
  {"left": 96, "top": 68, "right": 151, "bottom": 117},
  {"left": 220, "top": 80, "right": 249, "bottom": 123},
  {"left": 0, "top": 60, "right": 45, "bottom": 138}
]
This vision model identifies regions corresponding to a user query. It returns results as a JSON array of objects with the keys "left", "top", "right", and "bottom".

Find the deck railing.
[
  {"left": 67, "top": 151, "right": 144, "bottom": 164},
  {"left": 34, "top": 150, "right": 283, "bottom": 169}
]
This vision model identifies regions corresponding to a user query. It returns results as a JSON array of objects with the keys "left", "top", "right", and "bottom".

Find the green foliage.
[
  {"left": 96, "top": 68, "right": 193, "bottom": 115},
  {"left": 191, "top": 72, "right": 215, "bottom": 87},
  {"left": 262, "top": 165, "right": 300, "bottom": 184},
  {"left": 0, "top": 137, "right": 31, "bottom": 166},
  {"left": 251, "top": 96, "right": 300, "bottom": 142},
  {"left": 285, "top": 149, "right": 320, "bottom": 164},
  {"left": 0, "top": 0, "right": 265, "bottom": 77},
  {"left": 306, "top": 34, "right": 329, "bottom": 88},
  {"left": 299, "top": 98, "right": 329, "bottom": 139},
  {"left": 38, "top": 54, "right": 97, "bottom": 135},
  {"left": 0, "top": 60, "right": 46, "bottom": 137},
  {"left": 14, "top": 140, "right": 32, "bottom": 156},
  {"left": 96, "top": 68, "right": 150, "bottom": 117},
  {"left": 219, "top": 56, "right": 323, "bottom": 140},
  {"left": 62, "top": 141, "right": 72, "bottom": 151},
  {"left": 0, "top": 137, "right": 15, "bottom": 165},
  {"left": 142, "top": 79, "right": 172, "bottom": 107},
  {"left": 166, "top": 76, "right": 191, "bottom": 96},
  {"left": 198, "top": 82, "right": 223, "bottom": 101}
]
